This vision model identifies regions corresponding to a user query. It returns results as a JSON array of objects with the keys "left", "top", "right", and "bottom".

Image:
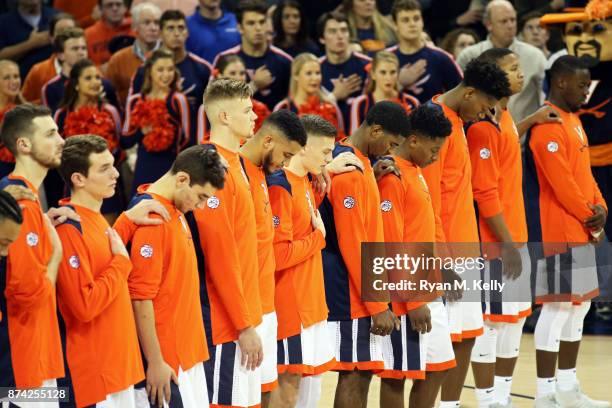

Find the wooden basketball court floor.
[{"left": 318, "top": 334, "right": 612, "bottom": 407}]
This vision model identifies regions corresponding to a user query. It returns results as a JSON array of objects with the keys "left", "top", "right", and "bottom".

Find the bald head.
[{"left": 484, "top": 0, "right": 516, "bottom": 48}]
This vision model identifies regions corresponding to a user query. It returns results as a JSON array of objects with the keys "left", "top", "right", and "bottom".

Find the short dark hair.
[
  {"left": 364, "top": 101, "right": 411, "bottom": 137},
  {"left": 463, "top": 59, "right": 512, "bottom": 100},
  {"left": 236, "top": 0, "right": 268, "bottom": 25},
  {"left": 0, "top": 190, "right": 23, "bottom": 225},
  {"left": 475, "top": 47, "right": 515, "bottom": 65},
  {"left": 203, "top": 78, "right": 252, "bottom": 106},
  {"left": 160, "top": 9, "right": 186, "bottom": 29},
  {"left": 262, "top": 110, "right": 307, "bottom": 146},
  {"left": 53, "top": 27, "right": 85, "bottom": 53},
  {"left": 316, "top": 11, "right": 350, "bottom": 40},
  {"left": 519, "top": 10, "right": 543, "bottom": 33},
  {"left": 408, "top": 104, "right": 452, "bottom": 140},
  {"left": 300, "top": 115, "right": 337, "bottom": 139},
  {"left": 548, "top": 55, "right": 588, "bottom": 82},
  {"left": 59, "top": 135, "right": 109, "bottom": 189},
  {"left": 0, "top": 104, "right": 52, "bottom": 156},
  {"left": 171, "top": 145, "right": 226, "bottom": 189},
  {"left": 391, "top": 0, "right": 421, "bottom": 21},
  {"left": 50, "top": 12, "right": 76, "bottom": 37}
]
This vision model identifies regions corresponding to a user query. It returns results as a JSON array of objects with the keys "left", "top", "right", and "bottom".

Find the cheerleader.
[
  {"left": 349, "top": 51, "right": 419, "bottom": 133},
  {"left": 53, "top": 58, "right": 124, "bottom": 221},
  {"left": 273, "top": 52, "right": 344, "bottom": 138},
  {"left": 122, "top": 49, "right": 190, "bottom": 195},
  {"left": 0, "top": 60, "right": 25, "bottom": 178},
  {"left": 196, "top": 54, "right": 270, "bottom": 143}
]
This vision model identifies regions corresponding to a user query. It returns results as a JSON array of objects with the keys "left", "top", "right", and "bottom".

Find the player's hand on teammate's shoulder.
[
  {"left": 326, "top": 151, "right": 364, "bottom": 175},
  {"left": 125, "top": 199, "right": 171, "bottom": 226},
  {"left": 2, "top": 184, "right": 38, "bottom": 203},
  {"left": 373, "top": 157, "right": 400, "bottom": 181}
]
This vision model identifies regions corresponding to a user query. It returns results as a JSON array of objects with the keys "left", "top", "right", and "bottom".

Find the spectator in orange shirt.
[
  {"left": 0, "top": 104, "right": 65, "bottom": 400},
  {"left": 85, "top": 0, "right": 134, "bottom": 70},
  {"left": 54, "top": 135, "right": 144, "bottom": 407},
  {"left": 106, "top": 2, "right": 162, "bottom": 106},
  {"left": 21, "top": 12, "right": 77, "bottom": 103}
]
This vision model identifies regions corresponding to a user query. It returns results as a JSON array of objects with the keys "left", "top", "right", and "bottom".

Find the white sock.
[
  {"left": 440, "top": 401, "right": 461, "bottom": 408},
  {"left": 556, "top": 368, "right": 577, "bottom": 392},
  {"left": 537, "top": 377, "right": 556, "bottom": 398},
  {"left": 475, "top": 387, "right": 496, "bottom": 408},
  {"left": 494, "top": 376, "right": 512, "bottom": 404}
]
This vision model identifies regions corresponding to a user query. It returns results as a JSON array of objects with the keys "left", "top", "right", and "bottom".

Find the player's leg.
[
  {"left": 295, "top": 375, "right": 323, "bottom": 408},
  {"left": 271, "top": 373, "right": 301, "bottom": 408},
  {"left": 380, "top": 378, "right": 406, "bottom": 408},
  {"left": 534, "top": 302, "right": 572, "bottom": 407},
  {"left": 471, "top": 322, "right": 498, "bottom": 408},
  {"left": 334, "top": 370, "right": 373, "bottom": 408}
]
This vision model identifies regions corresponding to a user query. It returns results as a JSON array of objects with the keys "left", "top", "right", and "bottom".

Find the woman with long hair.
[
  {"left": 197, "top": 54, "right": 270, "bottom": 143},
  {"left": 272, "top": 0, "right": 320, "bottom": 57},
  {"left": 349, "top": 51, "right": 419, "bottom": 133},
  {"left": 274, "top": 52, "right": 343, "bottom": 138},
  {"left": 0, "top": 60, "right": 25, "bottom": 177},
  {"left": 122, "top": 49, "right": 190, "bottom": 194},
  {"left": 343, "top": 0, "right": 397, "bottom": 54},
  {"left": 52, "top": 58, "right": 124, "bottom": 220}
]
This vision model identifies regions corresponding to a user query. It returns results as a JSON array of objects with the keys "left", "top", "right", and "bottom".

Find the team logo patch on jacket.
[
  {"left": 343, "top": 196, "right": 356, "bottom": 209},
  {"left": 140, "top": 244, "right": 153, "bottom": 258}
]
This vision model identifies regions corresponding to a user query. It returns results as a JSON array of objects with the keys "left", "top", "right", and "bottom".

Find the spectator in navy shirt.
[
  {"left": 186, "top": 0, "right": 241, "bottom": 64},
  {"left": 317, "top": 11, "right": 371, "bottom": 133},
  {"left": 386, "top": 0, "right": 463, "bottom": 104},
  {"left": 272, "top": 0, "right": 320, "bottom": 58},
  {"left": 130, "top": 9, "right": 212, "bottom": 144},
  {"left": 213, "top": 0, "right": 293, "bottom": 110},
  {"left": 0, "top": 0, "right": 58, "bottom": 78},
  {"left": 42, "top": 27, "right": 119, "bottom": 114}
]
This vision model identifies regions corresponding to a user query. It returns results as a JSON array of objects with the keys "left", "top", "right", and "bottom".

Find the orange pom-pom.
[
  {"left": 63, "top": 106, "right": 119, "bottom": 152},
  {"left": 130, "top": 99, "right": 177, "bottom": 153}
]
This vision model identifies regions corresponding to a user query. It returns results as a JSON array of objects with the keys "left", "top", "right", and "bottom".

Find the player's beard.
[
  {"left": 262, "top": 151, "right": 277, "bottom": 175},
  {"left": 31, "top": 143, "right": 61, "bottom": 169}
]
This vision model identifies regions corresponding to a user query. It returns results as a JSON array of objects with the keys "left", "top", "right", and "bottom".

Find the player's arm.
[
  {"left": 421, "top": 146, "right": 448, "bottom": 244},
  {"left": 5, "top": 206, "right": 62, "bottom": 308},
  {"left": 377, "top": 173, "right": 405, "bottom": 242},
  {"left": 129, "top": 224, "right": 177, "bottom": 407},
  {"left": 330, "top": 172, "right": 390, "bottom": 318},
  {"left": 530, "top": 125, "right": 594, "bottom": 221},
  {"left": 194, "top": 182, "right": 252, "bottom": 331},
  {"left": 269, "top": 185, "right": 325, "bottom": 270},
  {"left": 56, "top": 224, "right": 131, "bottom": 322}
]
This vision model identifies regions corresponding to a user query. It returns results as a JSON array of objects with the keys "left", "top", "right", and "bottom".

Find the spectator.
[
  {"left": 186, "top": 0, "right": 241, "bottom": 63},
  {"left": 386, "top": 0, "right": 463, "bottom": 104},
  {"left": 342, "top": 0, "right": 396, "bottom": 54},
  {"left": 0, "top": 60, "right": 25, "bottom": 177},
  {"left": 274, "top": 52, "right": 344, "bottom": 137},
  {"left": 0, "top": 0, "right": 58, "bottom": 78},
  {"left": 84, "top": 0, "right": 134, "bottom": 69},
  {"left": 213, "top": 0, "right": 293, "bottom": 110},
  {"left": 440, "top": 27, "right": 480, "bottom": 60},
  {"left": 272, "top": 1, "right": 320, "bottom": 57},
  {"left": 349, "top": 51, "right": 419, "bottom": 133},
  {"left": 428, "top": 0, "right": 486, "bottom": 44},
  {"left": 197, "top": 53, "right": 271, "bottom": 142},
  {"left": 318, "top": 11, "right": 371, "bottom": 133},
  {"left": 129, "top": 9, "right": 212, "bottom": 145},
  {"left": 21, "top": 12, "right": 76, "bottom": 103},
  {"left": 53, "top": 0, "right": 97, "bottom": 28},
  {"left": 456, "top": 0, "right": 546, "bottom": 122},
  {"left": 42, "top": 27, "right": 118, "bottom": 114},
  {"left": 519, "top": 11, "right": 551, "bottom": 58},
  {"left": 132, "top": 0, "right": 198, "bottom": 15},
  {"left": 107, "top": 2, "right": 161, "bottom": 106},
  {"left": 122, "top": 49, "right": 190, "bottom": 195},
  {"left": 53, "top": 58, "right": 124, "bottom": 221}
]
